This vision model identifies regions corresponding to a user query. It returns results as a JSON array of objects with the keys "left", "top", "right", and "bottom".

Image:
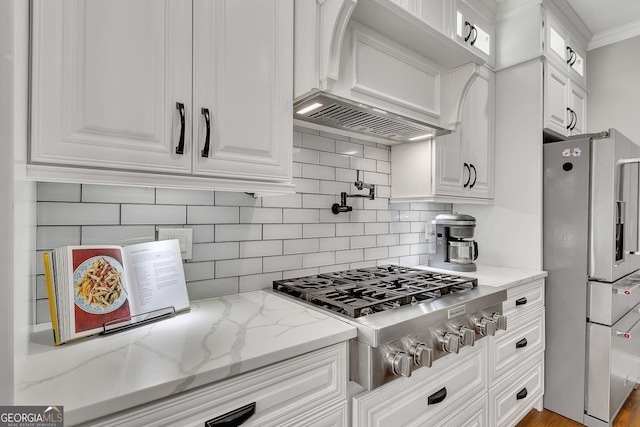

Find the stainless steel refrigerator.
[{"left": 543, "top": 129, "right": 640, "bottom": 426}]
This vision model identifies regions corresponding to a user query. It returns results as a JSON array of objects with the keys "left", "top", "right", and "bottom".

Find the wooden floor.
[{"left": 517, "top": 387, "right": 640, "bottom": 426}]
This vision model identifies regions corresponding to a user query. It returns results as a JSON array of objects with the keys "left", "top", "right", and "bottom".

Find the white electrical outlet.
[{"left": 157, "top": 228, "right": 193, "bottom": 260}]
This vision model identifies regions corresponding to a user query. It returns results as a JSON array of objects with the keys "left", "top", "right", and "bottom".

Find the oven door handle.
[{"left": 612, "top": 307, "right": 640, "bottom": 338}]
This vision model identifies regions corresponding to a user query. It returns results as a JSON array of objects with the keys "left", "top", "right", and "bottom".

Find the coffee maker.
[{"left": 428, "top": 213, "right": 479, "bottom": 272}]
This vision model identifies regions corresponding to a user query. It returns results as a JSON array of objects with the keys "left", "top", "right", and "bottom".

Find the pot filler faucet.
[{"left": 332, "top": 170, "right": 375, "bottom": 214}]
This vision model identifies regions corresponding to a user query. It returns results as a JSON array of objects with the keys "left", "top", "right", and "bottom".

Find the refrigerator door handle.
[{"left": 617, "top": 159, "right": 640, "bottom": 256}]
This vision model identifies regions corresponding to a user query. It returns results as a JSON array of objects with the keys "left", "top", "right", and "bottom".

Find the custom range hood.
[
  {"left": 294, "top": 0, "right": 489, "bottom": 144},
  {"left": 294, "top": 90, "right": 451, "bottom": 143}
]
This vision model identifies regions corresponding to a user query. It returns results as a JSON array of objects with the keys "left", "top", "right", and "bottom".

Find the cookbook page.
[
  {"left": 65, "top": 245, "right": 131, "bottom": 341},
  {"left": 123, "top": 239, "right": 189, "bottom": 316}
]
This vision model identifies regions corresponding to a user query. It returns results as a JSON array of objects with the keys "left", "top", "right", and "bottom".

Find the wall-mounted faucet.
[{"left": 332, "top": 170, "right": 375, "bottom": 214}]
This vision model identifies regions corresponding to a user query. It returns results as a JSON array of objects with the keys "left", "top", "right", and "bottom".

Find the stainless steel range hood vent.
[{"left": 294, "top": 90, "right": 451, "bottom": 143}]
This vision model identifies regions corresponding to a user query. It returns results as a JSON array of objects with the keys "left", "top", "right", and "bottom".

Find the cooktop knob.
[
  {"left": 458, "top": 326, "right": 476, "bottom": 346},
  {"left": 439, "top": 332, "right": 460, "bottom": 354},
  {"left": 388, "top": 351, "right": 412, "bottom": 377},
  {"left": 475, "top": 317, "right": 497, "bottom": 336},
  {"left": 492, "top": 313, "right": 508, "bottom": 331},
  {"left": 409, "top": 342, "right": 433, "bottom": 367}
]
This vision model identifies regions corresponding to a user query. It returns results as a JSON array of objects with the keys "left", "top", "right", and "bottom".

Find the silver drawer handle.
[{"left": 612, "top": 308, "right": 640, "bottom": 338}]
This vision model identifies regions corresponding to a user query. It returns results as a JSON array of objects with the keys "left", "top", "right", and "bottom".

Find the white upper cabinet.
[
  {"left": 544, "top": 59, "right": 586, "bottom": 138},
  {"left": 31, "top": 0, "right": 193, "bottom": 174},
  {"left": 193, "top": 0, "right": 292, "bottom": 182},
  {"left": 545, "top": 12, "right": 586, "bottom": 87},
  {"left": 30, "top": 0, "right": 293, "bottom": 194},
  {"left": 455, "top": 0, "right": 495, "bottom": 67},
  {"left": 390, "top": 67, "right": 495, "bottom": 204}
]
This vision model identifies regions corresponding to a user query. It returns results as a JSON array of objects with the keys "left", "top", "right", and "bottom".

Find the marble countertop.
[
  {"left": 15, "top": 290, "right": 357, "bottom": 426},
  {"left": 415, "top": 264, "right": 547, "bottom": 289}
]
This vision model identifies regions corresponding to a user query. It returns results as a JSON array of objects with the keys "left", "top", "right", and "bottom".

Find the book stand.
[{"left": 100, "top": 306, "right": 178, "bottom": 335}]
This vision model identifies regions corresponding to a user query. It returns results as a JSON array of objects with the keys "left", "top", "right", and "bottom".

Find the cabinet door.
[
  {"left": 569, "top": 83, "right": 586, "bottom": 136},
  {"left": 544, "top": 62, "right": 569, "bottom": 136},
  {"left": 193, "top": 0, "right": 292, "bottom": 183},
  {"left": 545, "top": 13, "right": 568, "bottom": 70},
  {"left": 31, "top": 0, "right": 192, "bottom": 174},
  {"left": 434, "top": 68, "right": 493, "bottom": 200},
  {"left": 466, "top": 70, "right": 494, "bottom": 199},
  {"left": 455, "top": 1, "right": 493, "bottom": 62}
]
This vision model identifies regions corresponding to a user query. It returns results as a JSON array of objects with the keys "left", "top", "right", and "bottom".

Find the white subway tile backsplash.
[
  {"left": 121, "top": 204, "right": 186, "bottom": 225},
  {"left": 301, "top": 133, "right": 335, "bottom": 152},
  {"left": 192, "top": 242, "right": 239, "bottom": 261},
  {"left": 283, "top": 267, "right": 319, "bottom": 279},
  {"left": 336, "top": 140, "right": 363, "bottom": 157},
  {"left": 188, "top": 206, "right": 239, "bottom": 224},
  {"left": 263, "top": 224, "right": 302, "bottom": 240},
  {"left": 264, "top": 254, "right": 302, "bottom": 273},
  {"left": 336, "top": 222, "right": 364, "bottom": 237},
  {"left": 350, "top": 157, "right": 377, "bottom": 172},
  {"left": 33, "top": 130, "right": 453, "bottom": 324},
  {"left": 284, "top": 238, "right": 319, "bottom": 254},
  {"left": 320, "top": 130, "right": 349, "bottom": 141},
  {"left": 36, "top": 226, "right": 81, "bottom": 249},
  {"left": 82, "top": 225, "right": 155, "bottom": 246},
  {"left": 365, "top": 223, "right": 389, "bottom": 235},
  {"left": 301, "top": 164, "right": 335, "bottom": 181},
  {"left": 335, "top": 249, "right": 364, "bottom": 263},
  {"left": 303, "top": 223, "right": 336, "bottom": 238},
  {"left": 364, "top": 145, "right": 390, "bottom": 161},
  {"left": 319, "top": 152, "right": 350, "bottom": 168},
  {"left": 215, "top": 192, "right": 260, "bottom": 207},
  {"left": 157, "top": 188, "right": 214, "bottom": 205},
  {"left": 283, "top": 209, "right": 319, "bottom": 224},
  {"left": 36, "top": 299, "right": 51, "bottom": 324},
  {"left": 400, "top": 233, "right": 420, "bottom": 245},
  {"left": 83, "top": 184, "right": 155, "bottom": 204},
  {"left": 240, "top": 240, "right": 283, "bottom": 258},
  {"left": 303, "top": 251, "right": 336, "bottom": 268},
  {"left": 291, "top": 178, "right": 319, "bottom": 194},
  {"left": 240, "top": 207, "right": 282, "bottom": 224},
  {"left": 261, "top": 194, "right": 302, "bottom": 208},
  {"left": 38, "top": 202, "right": 120, "bottom": 225},
  {"left": 216, "top": 258, "right": 262, "bottom": 278},
  {"left": 215, "top": 224, "right": 262, "bottom": 242},
  {"left": 377, "top": 234, "right": 399, "bottom": 247},
  {"left": 189, "top": 225, "right": 215, "bottom": 243},
  {"left": 37, "top": 182, "right": 81, "bottom": 202},
  {"left": 319, "top": 237, "right": 350, "bottom": 252},
  {"left": 183, "top": 261, "right": 215, "bottom": 282},
  {"left": 302, "top": 194, "right": 336, "bottom": 209},
  {"left": 365, "top": 247, "right": 389, "bottom": 261},
  {"left": 187, "top": 277, "right": 238, "bottom": 299},
  {"left": 292, "top": 147, "right": 320, "bottom": 164},
  {"left": 239, "top": 272, "right": 283, "bottom": 293},
  {"left": 350, "top": 235, "right": 377, "bottom": 249}
]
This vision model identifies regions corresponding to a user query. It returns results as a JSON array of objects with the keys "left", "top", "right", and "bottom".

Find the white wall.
[
  {"left": 456, "top": 59, "right": 545, "bottom": 271},
  {"left": 586, "top": 35, "right": 640, "bottom": 142}
]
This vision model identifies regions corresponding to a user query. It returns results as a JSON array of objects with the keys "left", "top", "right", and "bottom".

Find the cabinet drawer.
[
  {"left": 489, "top": 307, "right": 544, "bottom": 383},
  {"left": 85, "top": 343, "right": 348, "bottom": 427},
  {"left": 353, "top": 341, "right": 486, "bottom": 427},
  {"left": 490, "top": 352, "right": 544, "bottom": 427},
  {"left": 435, "top": 392, "right": 488, "bottom": 427},
  {"left": 503, "top": 279, "right": 545, "bottom": 320}
]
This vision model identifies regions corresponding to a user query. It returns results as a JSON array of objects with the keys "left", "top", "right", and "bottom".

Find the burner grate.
[{"left": 272, "top": 265, "right": 477, "bottom": 318}]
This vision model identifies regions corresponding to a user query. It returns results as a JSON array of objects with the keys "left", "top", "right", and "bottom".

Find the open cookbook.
[{"left": 43, "top": 239, "right": 190, "bottom": 345}]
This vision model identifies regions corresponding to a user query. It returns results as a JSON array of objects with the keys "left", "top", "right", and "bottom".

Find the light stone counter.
[
  {"left": 15, "top": 290, "right": 357, "bottom": 426},
  {"left": 415, "top": 264, "right": 547, "bottom": 288}
]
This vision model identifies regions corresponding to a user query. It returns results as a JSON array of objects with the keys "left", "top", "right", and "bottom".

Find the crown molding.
[{"left": 589, "top": 20, "right": 640, "bottom": 50}]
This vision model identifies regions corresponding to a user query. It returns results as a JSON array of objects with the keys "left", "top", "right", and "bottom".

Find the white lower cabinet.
[
  {"left": 353, "top": 341, "right": 487, "bottom": 427},
  {"left": 487, "top": 279, "right": 546, "bottom": 427},
  {"left": 83, "top": 343, "right": 348, "bottom": 427}
]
